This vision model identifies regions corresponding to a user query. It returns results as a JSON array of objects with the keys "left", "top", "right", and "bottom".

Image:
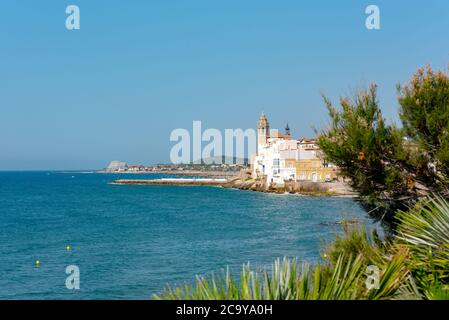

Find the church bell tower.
[
  {"left": 257, "top": 112, "right": 270, "bottom": 149},
  {"left": 285, "top": 123, "right": 291, "bottom": 137}
]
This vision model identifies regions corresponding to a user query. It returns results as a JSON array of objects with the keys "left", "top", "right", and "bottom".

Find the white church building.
[{"left": 251, "top": 112, "right": 337, "bottom": 186}]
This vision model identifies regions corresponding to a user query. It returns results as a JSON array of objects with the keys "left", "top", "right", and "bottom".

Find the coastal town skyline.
[
  {"left": 1, "top": 1, "right": 449, "bottom": 170},
  {"left": 2, "top": 1, "right": 449, "bottom": 307}
]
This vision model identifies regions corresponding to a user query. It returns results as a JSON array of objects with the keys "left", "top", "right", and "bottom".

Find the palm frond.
[{"left": 396, "top": 195, "right": 449, "bottom": 279}]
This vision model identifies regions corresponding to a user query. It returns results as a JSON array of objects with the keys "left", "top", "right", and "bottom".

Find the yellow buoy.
[
  {"left": 66, "top": 245, "right": 71, "bottom": 251},
  {"left": 36, "top": 260, "right": 40, "bottom": 267}
]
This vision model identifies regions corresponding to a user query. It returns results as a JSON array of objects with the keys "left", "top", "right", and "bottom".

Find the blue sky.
[{"left": 1, "top": 1, "right": 448, "bottom": 170}]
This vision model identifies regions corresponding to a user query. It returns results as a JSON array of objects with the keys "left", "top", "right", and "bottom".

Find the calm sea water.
[{"left": 0, "top": 171, "right": 376, "bottom": 299}]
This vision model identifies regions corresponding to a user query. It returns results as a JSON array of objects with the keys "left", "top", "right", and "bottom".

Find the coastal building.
[
  {"left": 106, "top": 160, "right": 128, "bottom": 172},
  {"left": 127, "top": 165, "right": 146, "bottom": 172},
  {"left": 252, "top": 113, "right": 337, "bottom": 186}
]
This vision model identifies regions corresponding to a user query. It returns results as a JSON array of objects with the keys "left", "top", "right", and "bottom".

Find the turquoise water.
[{"left": 0, "top": 171, "right": 375, "bottom": 299}]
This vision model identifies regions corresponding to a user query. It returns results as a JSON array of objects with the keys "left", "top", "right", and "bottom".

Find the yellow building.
[
  {"left": 284, "top": 158, "right": 337, "bottom": 182},
  {"left": 295, "top": 158, "right": 337, "bottom": 182}
]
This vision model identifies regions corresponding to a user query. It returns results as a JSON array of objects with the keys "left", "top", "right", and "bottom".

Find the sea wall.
[
  {"left": 111, "top": 171, "right": 357, "bottom": 196},
  {"left": 111, "top": 178, "right": 227, "bottom": 187},
  {"left": 223, "top": 170, "right": 356, "bottom": 196}
]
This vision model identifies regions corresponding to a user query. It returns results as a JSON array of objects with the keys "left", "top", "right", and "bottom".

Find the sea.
[{"left": 0, "top": 171, "right": 378, "bottom": 299}]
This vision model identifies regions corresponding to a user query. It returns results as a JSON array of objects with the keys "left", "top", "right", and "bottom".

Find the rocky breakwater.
[
  {"left": 111, "top": 178, "right": 228, "bottom": 187},
  {"left": 111, "top": 172, "right": 357, "bottom": 196}
]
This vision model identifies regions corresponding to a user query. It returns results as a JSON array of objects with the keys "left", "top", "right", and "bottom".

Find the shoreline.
[
  {"left": 110, "top": 176, "right": 357, "bottom": 197},
  {"left": 99, "top": 170, "right": 239, "bottom": 178}
]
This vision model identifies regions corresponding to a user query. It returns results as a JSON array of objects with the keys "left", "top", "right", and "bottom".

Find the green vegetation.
[
  {"left": 154, "top": 65, "right": 449, "bottom": 300},
  {"left": 317, "top": 65, "right": 449, "bottom": 223},
  {"left": 154, "top": 195, "right": 449, "bottom": 300}
]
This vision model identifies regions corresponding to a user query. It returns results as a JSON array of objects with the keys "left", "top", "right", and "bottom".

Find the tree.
[{"left": 317, "top": 65, "right": 449, "bottom": 225}]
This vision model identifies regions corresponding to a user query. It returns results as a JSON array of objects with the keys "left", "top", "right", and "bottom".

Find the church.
[{"left": 251, "top": 112, "right": 338, "bottom": 186}]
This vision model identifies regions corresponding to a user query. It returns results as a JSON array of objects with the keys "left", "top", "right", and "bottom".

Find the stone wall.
[{"left": 225, "top": 169, "right": 356, "bottom": 196}]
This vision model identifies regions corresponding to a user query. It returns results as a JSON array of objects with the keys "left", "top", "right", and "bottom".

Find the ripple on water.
[{"left": 0, "top": 172, "right": 378, "bottom": 299}]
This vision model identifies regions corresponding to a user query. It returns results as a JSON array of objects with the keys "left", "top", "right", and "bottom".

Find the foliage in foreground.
[
  {"left": 317, "top": 65, "right": 449, "bottom": 223},
  {"left": 154, "top": 195, "right": 449, "bottom": 300}
]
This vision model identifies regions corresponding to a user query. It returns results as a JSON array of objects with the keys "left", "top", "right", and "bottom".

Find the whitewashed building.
[{"left": 252, "top": 113, "right": 337, "bottom": 186}]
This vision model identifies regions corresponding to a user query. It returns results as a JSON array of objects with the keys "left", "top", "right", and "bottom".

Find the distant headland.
[{"left": 100, "top": 159, "right": 247, "bottom": 178}]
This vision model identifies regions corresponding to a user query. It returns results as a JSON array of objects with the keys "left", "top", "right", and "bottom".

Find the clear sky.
[{"left": 1, "top": 0, "right": 448, "bottom": 170}]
